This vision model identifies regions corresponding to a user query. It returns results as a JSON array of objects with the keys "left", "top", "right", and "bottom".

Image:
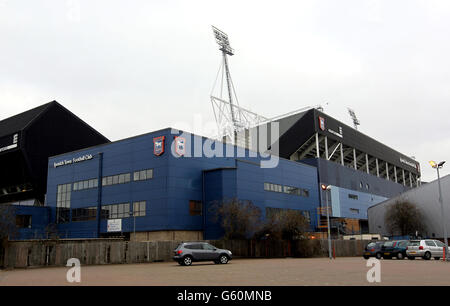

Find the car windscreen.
[
  {"left": 409, "top": 241, "right": 420, "bottom": 246},
  {"left": 384, "top": 242, "right": 394, "bottom": 247}
]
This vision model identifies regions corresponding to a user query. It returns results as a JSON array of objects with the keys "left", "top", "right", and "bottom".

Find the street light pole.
[
  {"left": 430, "top": 160, "right": 449, "bottom": 261},
  {"left": 322, "top": 184, "right": 332, "bottom": 260}
]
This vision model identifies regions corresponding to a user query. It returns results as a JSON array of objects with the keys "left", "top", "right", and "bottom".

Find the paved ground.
[{"left": 1, "top": 257, "right": 450, "bottom": 286}]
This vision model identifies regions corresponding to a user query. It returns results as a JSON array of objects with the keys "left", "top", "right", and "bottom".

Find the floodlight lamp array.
[{"left": 212, "top": 26, "right": 234, "bottom": 55}]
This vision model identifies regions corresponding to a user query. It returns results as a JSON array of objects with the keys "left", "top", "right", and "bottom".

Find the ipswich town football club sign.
[
  {"left": 153, "top": 136, "right": 165, "bottom": 156},
  {"left": 175, "top": 136, "right": 186, "bottom": 156},
  {"left": 318, "top": 116, "right": 325, "bottom": 131}
]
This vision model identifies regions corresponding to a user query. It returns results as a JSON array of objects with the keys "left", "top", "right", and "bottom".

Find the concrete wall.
[
  {"left": 130, "top": 230, "right": 203, "bottom": 242},
  {"left": 368, "top": 174, "right": 450, "bottom": 238},
  {"left": 1, "top": 239, "right": 371, "bottom": 269}
]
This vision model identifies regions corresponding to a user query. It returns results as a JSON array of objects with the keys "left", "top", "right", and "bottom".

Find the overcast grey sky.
[{"left": 1, "top": 0, "right": 449, "bottom": 182}]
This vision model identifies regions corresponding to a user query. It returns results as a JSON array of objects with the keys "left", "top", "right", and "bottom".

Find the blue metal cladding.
[
  {"left": 331, "top": 186, "right": 387, "bottom": 219},
  {"left": 302, "top": 158, "right": 405, "bottom": 220},
  {"left": 45, "top": 128, "right": 320, "bottom": 239},
  {"left": 13, "top": 206, "right": 50, "bottom": 240},
  {"left": 203, "top": 160, "right": 319, "bottom": 240}
]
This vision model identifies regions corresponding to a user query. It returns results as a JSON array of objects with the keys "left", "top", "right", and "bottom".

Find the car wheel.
[
  {"left": 396, "top": 253, "right": 404, "bottom": 260},
  {"left": 219, "top": 255, "right": 229, "bottom": 264},
  {"left": 408, "top": 256, "right": 415, "bottom": 260},
  {"left": 375, "top": 252, "right": 382, "bottom": 259},
  {"left": 183, "top": 256, "right": 193, "bottom": 266},
  {"left": 434, "top": 257, "right": 440, "bottom": 260},
  {"left": 363, "top": 255, "right": 369, "bottom": 259},
  {"left": 423, "top": 252, "right": 431, "bottom": 260}
]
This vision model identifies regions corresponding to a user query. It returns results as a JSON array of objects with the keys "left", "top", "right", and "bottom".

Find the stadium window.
[
  {"left": 73, "top": 179, "right": 98, "bottom": 191},
  {"left": 189, "top": 200, "right": 202, "bottom": 216},
  {"left": 101, "top": 203, "right": 130, "bottom": 219},
  {"left": 303, "top": 189, "right": 310, "bottom": 197},
  {"left": 133, "top": 169, "right": 154, "bottom": 181},
  {"left": 348, "top": 194, "right": 358, "bottom": 200},
  {"left": 16, "top": 215, "right": 32, "bottom": 228},
  {"left": 56, "top": 183, "right": 71, "bottom": 209},
  {"left": 56, "top": 208, "right": 70, "bottom": 224},
  {"left": 72, "top": 207, "right": 97, "bottom": 222},
  {"left": 133, "top": 201, "right": 146, "bottom": 217},
  {"left": 349, "top": 208, "right": 359, "bottom": 214},
  {"left": 102, "top": 173, "right": 132, "bottom": 187}
]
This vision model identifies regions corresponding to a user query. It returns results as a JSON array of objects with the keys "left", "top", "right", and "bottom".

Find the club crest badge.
[
  {"left": 153, "top": 136, "right": 165, "bottom": 156},
  {"left": 318, "top": 116, "right": 325, "bottom": 131},
  {"left": 174, "top": 136, "right": 186, "bottom": 156}
]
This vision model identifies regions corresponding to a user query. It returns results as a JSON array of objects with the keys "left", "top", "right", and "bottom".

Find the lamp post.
[
  {"left": 321, "top": 184, "right": 332, "bottom": 259},
  {"left": 429, "top": 160, "right": 449, "bottom": 261},
  {"left": 129, "top": 210, "right": 136, "bottom": 242}
]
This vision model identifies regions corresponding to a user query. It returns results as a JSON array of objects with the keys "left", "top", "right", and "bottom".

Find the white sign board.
[{"left": 107, "top": 219, "right": 122, "bottom": 232}]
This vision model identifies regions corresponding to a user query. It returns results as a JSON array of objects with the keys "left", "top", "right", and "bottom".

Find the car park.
[
  {"left": 173, "top": 242, "right": 233, "bottom": 266},
  {"left": 381, "top": 240, "right": 408, "bottom": 259},
  {"left": 406, "top": 239, "right": 450, "bottom": 260},
  {"left": 363, "top": 241, "right": 385, "bottom": 259}
]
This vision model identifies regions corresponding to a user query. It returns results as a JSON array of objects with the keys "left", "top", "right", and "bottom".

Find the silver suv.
[
  {"left": 406, "top": 240, "right": 449, "bottom": 260},
  {"left": 173, "top": 242, "right": 232, "bottom": 266}
]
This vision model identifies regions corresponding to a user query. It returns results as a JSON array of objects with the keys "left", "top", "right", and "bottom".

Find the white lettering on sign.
[
  {"left": 399, "top": 157, "right": 417, "bottom": 169},
  {"left": 0, "top": 133, "right": 19, "bottom": 153},
  {"left": 53, "top": 154, "right": 93, "bottom": 168},
  {"left": 0, "top": 143, "right": 17, "bottom": 153},
  {"left": 327, "top": 127, "right": 343, "bottom": 138},
  {"left": 107, "top": 219, "right": 122, "bottom": 232}
]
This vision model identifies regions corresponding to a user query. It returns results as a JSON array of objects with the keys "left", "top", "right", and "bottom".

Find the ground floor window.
[
  {"left": 16, "top": 215, "right": 32, "bottom": 228},
  {"left": 189, "top": 200, "right": 202, "bottom": 216},
  {"left": 56, "top": 207, "right": 70, "bottom": 223},
  {"left": 101, "top": 203, "right": 130, "bottom": 219},
  {"left": 72, "top": 207, "right": 97, "bottom": 222}
]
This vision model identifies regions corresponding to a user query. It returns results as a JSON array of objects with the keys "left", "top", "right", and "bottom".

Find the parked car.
[
  {"left": 406, "top": 240, "right": 450, "bottom": 260},
  {"left": 381, "top": 240, "right": 408, "bottom": 259},
  {"left": 173, "top": 242, "right": 233, "bottom": 266},
  {"left": 363, "top": 241, "right": 385, "bottom": 259}
]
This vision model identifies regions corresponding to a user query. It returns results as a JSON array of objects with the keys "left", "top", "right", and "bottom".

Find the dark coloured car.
[
  {"left": 173, "top": 242, "right": 233, "bottom": 266},
  {"left": 363, "top": 241, "right": 385, "bottom": 259},
  {"left": 381, "top": 240, "right": 408, "bottom": 259}
]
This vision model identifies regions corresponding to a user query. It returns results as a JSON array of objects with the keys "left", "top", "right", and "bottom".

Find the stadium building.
[
  {"left": 266, "top": 108, "right": 420, "bottom": 234},
  {"left": 1, "top": 103, "right": 420, "bottom": 240},
  {"left": 0, "top": 101, "right": 109, "bottom": 239}
]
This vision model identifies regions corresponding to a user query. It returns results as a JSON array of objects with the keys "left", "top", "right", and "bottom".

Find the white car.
[{"left": 406, "top": 240, "right": 450, "bottom": 260}]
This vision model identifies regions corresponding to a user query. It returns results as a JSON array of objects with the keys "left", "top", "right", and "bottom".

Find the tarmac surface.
[{"left": 1, "top": 257, "right": 450, "bottom": 286}]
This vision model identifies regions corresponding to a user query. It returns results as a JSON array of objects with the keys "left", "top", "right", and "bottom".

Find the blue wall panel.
[{"left": 44, "top": 128, "right": 321, "bottom": 240}]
